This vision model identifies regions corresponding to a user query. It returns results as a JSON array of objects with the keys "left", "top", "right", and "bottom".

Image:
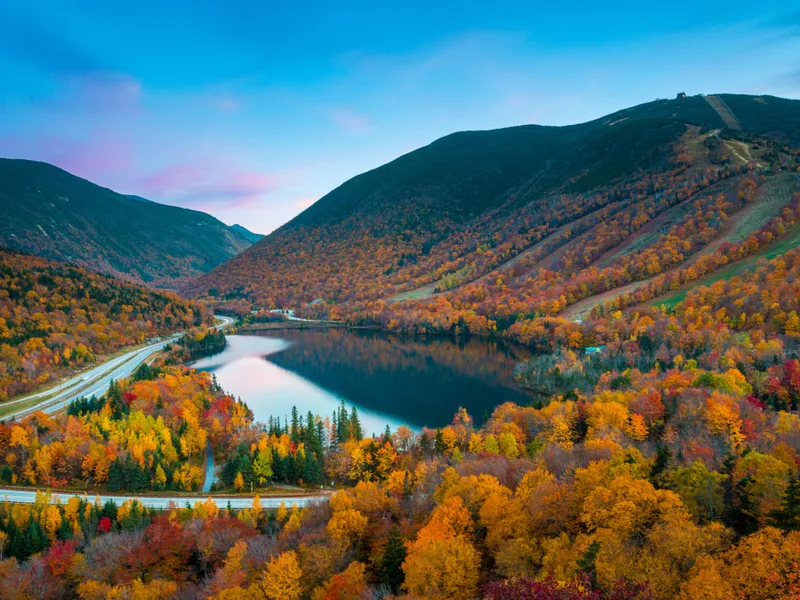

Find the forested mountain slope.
[
  {"left": 0, "top": 159, "right": 257, "bottom": 288},
  {"left": 189, "top": 94, "right": 800, "bottom": 321},
  {"left": 0, "top": 248, "right": 212, "bottom": 400}
]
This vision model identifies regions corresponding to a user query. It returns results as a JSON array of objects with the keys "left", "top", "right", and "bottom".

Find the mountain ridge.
[
  {"left": 0, "top": 158, "right": 257, "bottom": 288},
  {"left": 188, "top": 93, "right": 800, "bottom": 315}
]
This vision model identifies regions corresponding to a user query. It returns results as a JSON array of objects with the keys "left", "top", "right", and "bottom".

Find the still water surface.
[{"left": 191, "top": 330, "right": 533, "bottom": 434}]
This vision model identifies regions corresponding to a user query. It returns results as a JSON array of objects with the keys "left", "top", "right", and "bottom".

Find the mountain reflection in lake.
[{"left": 192, "top": 331, "right": 533, "bottom": 433}]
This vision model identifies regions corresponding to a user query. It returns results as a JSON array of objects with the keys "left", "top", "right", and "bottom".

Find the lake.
[{"left": 191, "top": 330, "right": 533, "bottom": 434}]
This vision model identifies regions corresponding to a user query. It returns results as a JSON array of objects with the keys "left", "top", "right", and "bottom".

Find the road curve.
[
  {"left": 0, "top": 315, "right": 267, "bottom": 508},
  {"left": 0, "top": 487, "right": 327, "bottom": 509},
  {"left": 2, "top": 315, "right": 236, "bottom": 422}
]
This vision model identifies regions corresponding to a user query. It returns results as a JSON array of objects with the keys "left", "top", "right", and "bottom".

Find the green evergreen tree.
[
  {"left": 379, "top": 525, "right": 407, "bottom": 592},
  {"left": 726, "top": 474, "right": 759, "bottom": 536},
  {"left": 577, "top": 540, "right": 601, "bottom": 586},
  {"left": 57, "top": 516, "right": 74, "bottom": 541},
  {"left": 272, "top": 447, "right": 288, "bottom": 482},
  {"left": 107, "top": 458, "right": 125, "bottom": 491},
  {"left": 6, "top": 517, "right": 24, "bottom": 560},
  {"left": 350, "top": 406, "right": 363, "bottom": 441},
  {"left": 293, "top": 451, "right": 306, "bottom": 484},
  {"left": 290, "top": 406, "right": 300, "bottom": 443},
  {"left": 101, "top": 500, "right": 118, "bottom": 521},
  {"left": 304, "top": 452, "right": 324, "bottom": 485},
  {"left": 337, "top": 400, "right": 349, "bottom": 443},
  {"left": 434, "top": 430, "right": 447, "bottom": 454},
  {"left": 23, "top": 518, "right": 48, "bottom": 558},
  {"left": 317, "top": 420, "right": 326, "bottom": 451},
  {"left": 650, "top": 444, "right": 672, "bottom": 488},
  {"left": 331, "top": 411, "right": 339, "bottom": 449},
  {"left": 769, "top": 474, "right": 800, "bottom": 531}
]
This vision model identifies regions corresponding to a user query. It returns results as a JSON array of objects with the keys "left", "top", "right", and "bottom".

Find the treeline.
[
  {"left": 0, "top": 493, "right": 153, "bottom": 562},
  {"left": 220, "top": 401, "right": 366, "bottom": 489},
  {"left": 162, "top": 327, "right": 227, "bottom": 363}
]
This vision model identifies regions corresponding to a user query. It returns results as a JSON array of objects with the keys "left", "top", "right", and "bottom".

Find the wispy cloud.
[
  {"left": 139, "top": 161, "right": 278, "bottom": 208},
  {"left": 0, "top": 132, "right": 134, "bottom": 178}
]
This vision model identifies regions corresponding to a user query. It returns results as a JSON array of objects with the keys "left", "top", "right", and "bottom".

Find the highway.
[
  {"left": 1, "top": 315, "right": 236, "bottom": 421},
  {"left": 0, "top": 315, "right": 307, "bottom": 509},
  {"left": 0, "top": 487, "right": 327, "bottom": 509}
]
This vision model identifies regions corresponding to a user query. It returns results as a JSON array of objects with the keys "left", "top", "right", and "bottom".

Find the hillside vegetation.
[
  {"left": 0, "top": 159, "right": 257, "bottom": 288},
  {"left": 0, "top": 248, "right": 211, "bottom": 400},
  {"left": 7, "top": 245, "right": 800, "bottom": 597},
  {"left": 190, "top": 95, "right": 800, "bottom": 335}
]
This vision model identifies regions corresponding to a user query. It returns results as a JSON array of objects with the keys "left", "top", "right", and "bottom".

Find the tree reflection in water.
[{"left": 261, "top": 329, "right": 534, "bottom": 429}]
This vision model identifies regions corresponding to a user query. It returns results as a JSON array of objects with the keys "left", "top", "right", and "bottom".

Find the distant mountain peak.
[{"left": 230, "top": 223, "right": 264, "bottom": 244}]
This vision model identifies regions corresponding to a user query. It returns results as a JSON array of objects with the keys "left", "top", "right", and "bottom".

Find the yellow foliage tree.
[
  {"left": 260, "top": 550, "right": 303, "bottom": 600},
  {"left": 402, "top": 518, "right": 480, "bottom": 600}
]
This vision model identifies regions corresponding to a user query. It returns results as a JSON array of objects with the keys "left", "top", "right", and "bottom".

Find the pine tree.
[
  {"left": 379, "top": 525, "right": 407, "bottom": 592},
  {"left": 317, "top": 420, "right": 326, "bottom": 451},
  {"left": 350, "top": 406, "right": 363, "bottom": 441},
  {"left": 294, "top": 451, "right": 306, "bottom": 485},
  {"left": 57, "top": 516, "right": 74, "bottom": 541},
  {"left": 337, "top": 400, "right": 349, "bottom": 443},
  {"left": 727, "top": 474, "right": 759, "bottom": 536},
  {"left": 304, "top": 452, "right": 324, "bottom": 485},
  {"left": 290, "top": 406, "right": 300, "bottom": 443},
  {"left": 769, "top": 474, "right": 800, "bottom": 531},
  {"left": 102, "top": 500, "right": 118, "bottom": 521},
  {"left": 577, "top": 540, "right": 601, "bottom": 586},
  {"left": 271, "top": 447, "right": 286, "bottom": 482},
  {"left": 304, "top": 410, "right": 323, "bottom": 457},
  {"left": 331, "top": 411, "right": 339, "bottom": 449},
  {"left": 23, "top": 518, "right": 47, "bottom": 558},
  {"left": 107, "top": 458, "right": 125, "bottom": 491},
  {"left": 6, "top": 517, "right": 24, "bottom": 560},
  {"left": 434, "top": 430, "right": 447, "bottom": 454},
  {"left": 120, "top": 500, "right": 148, "bottom": 532}
]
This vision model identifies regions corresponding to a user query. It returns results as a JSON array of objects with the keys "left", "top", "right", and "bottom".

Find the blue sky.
[{"left": 1, "top": 1, "right": 799, "bottom": 233}]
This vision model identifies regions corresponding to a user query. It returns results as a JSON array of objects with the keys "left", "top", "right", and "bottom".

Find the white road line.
[
  {"left": 0, "top": 488, "right": 327, "bottom": 510},
  {"left": 2, "top": 315, "right": 235, "bottom": 421}
]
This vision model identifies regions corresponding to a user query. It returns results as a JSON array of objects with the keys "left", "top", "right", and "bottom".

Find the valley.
[{"left": 3, "top": 92, "right": 800, "bottom": 599}]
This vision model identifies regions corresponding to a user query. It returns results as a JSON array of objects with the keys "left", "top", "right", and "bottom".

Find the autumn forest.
[{"left": 2, "top": 92, "right": 800, "bottom": 600}]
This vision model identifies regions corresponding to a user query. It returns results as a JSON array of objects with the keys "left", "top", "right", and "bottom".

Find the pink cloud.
[
  {"left": 330, "top": 107, "right": 373, "bottom": 133},
  {"left": 0, "top": 131, "right": 134, "bottom": 179},
  {"left": 139, "top": 160, "right": 278, "bottom": 208}
]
